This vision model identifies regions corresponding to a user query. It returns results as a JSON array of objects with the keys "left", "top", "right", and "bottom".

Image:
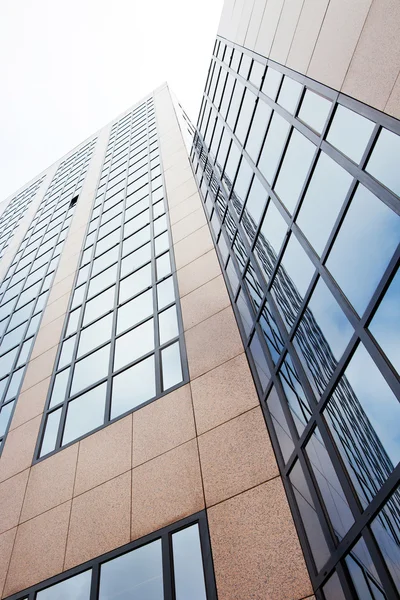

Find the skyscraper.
[{"left": 0, "top": 2, "right": 399, "bottom": 600}]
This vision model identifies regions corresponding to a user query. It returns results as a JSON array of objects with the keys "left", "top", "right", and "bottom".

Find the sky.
[{"left": 0, "top": 0, "right": 224, "bottom": 201}]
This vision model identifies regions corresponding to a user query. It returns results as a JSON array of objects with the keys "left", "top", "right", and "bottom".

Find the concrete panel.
[
  {"left": 286, "top": 0, "right": 330, "bottom": 74},
  {"left": 270, "top": 0, "right": 305, "bottom": 65},
  {"left": 385, "top": 72, "right": 400, "bottom": 119},
  {"left": 254, "top": 0, "right": 285, "bottom": 59},
  {"left": 245, "top": 0, "right": 269, "bottom": 51}
]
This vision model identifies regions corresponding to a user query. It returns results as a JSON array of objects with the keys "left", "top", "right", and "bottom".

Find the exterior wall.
[
  {"left": 217, "top": 0, "right": 400, "bottom": 119},
  {"left": 0, "top": 86, "right": 311, "bottom": 600}
]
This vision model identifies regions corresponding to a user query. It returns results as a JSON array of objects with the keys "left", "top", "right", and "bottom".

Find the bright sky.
[{"left": 0, "top": 0, "right": 223, "bottom": 201}]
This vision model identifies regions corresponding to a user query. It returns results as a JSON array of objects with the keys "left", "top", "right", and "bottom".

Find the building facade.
[{"left": 0, "top": 1, "right": 399, "bottom": 599}]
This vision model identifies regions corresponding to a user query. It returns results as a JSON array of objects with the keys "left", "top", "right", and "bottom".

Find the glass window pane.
[
  {"left": 241, "top": 177, "right": 267, "bottom": 240},
  {"left": 114, "top": 319, "right": 154, "bottom": 371},
  {"left": 66, "top": 308, "right": 80, "bottom": 336},
  {"left": 277, "top": 76, "right": 302, "bottom": 114},
  {"left": 327, "top": 105, "right": 375, "bottom": 163},
  {"left": 298, "top": 89, "right": 331, "bottom": 133},
  {"left": 92, "top": 246, "right": 119, "bottom": 277},
  {"left": 0, "top": 401, "right": 14, "bottom": 437},
  {"left": 234, "top": 88, "right": 256, "bottom": 146},
  {"left": 371, "top": 498, "right": 400, "bottom": 592},
  {"left": 40, "top": 408, "right": 61, "bottom": 457},
  {"left": 99, "top": 539, "right": 163, "bottom": 600},
  {"left": 369, "top": 267, "right": 400, "bottom": 375},
  {"left": 157, "top": 277, "right": 175, "bottom": 310},
  {"left": 161, "top": 342, "right": 183, "bottom": 391},
  {"left": 123, "top": 225, "right": 151, "bottom": 256},
  {"left": 173, "top": 524, "right": 207, "bottom": 600},
  {"left": 36, "top": 570, "right": 91, "bottom": 600},
  {"left": 63, "top": 383, "right": 106, "bottom": 445},
  {"left": 121, "top": 242, "right": 151, "bottom": 275},
  {"left": 245, "top": 99, "right": 272, "bottom": 164},
  {"left": 58, "top": 335, "right": 76, "bottom": 369},
  {"left": 111, "top": 355, "right": 155, "bottom": 419},
  {"left": 258, "top": 113, "right": 290, "bottom": 184},
  {"left": 155, "top": 231, "right": 169, "bottom": 255},
  {"left": 117, "top": 289, "right": 153, "bottom": 335},
  {"left": 49, "top": 368, "right": 70, "bottom": 408},
  {"left": 233, "top": 156, "right": 253, "bottom": 203},
  {"left": 266, "top": 386, "right": 294, "bottom": 463},
  {"left": 262, "top": 67, "right": 282, "bottom": 100},
  {"left": 78, "top": 313, "right": 113, "bottom": 357},
  {"left": 274, "top": 129, "right": 315, "bottom": 215},
  {"left": 71, "top": 344, "right": 110, "bottom": 395},
  {"left": 156, "top": 252, "right": 171, "bottom": 279},
  {"left": 254, "top": 200, "right": 288, "bottom": 283},
  {"left": 119, "top": 264, "right": 152, "bottom": 304},
  {"left": 278, "top": 353, "right": 311, "bottom": 434},
  {"left": 159, "top": 306, "right": 178, "bottom": 344},
  {"left": 88, "top": 264, "right": 118, "bottom": 299},
  {"left": 366, "top": 127, "right": 400, "bottom": 197},
  {"left": 83, "top": 286, "right": 115, "bottom": 326},
  {"left": 327, "top": 185, "right": 399, "bottom": 315},
  {"left": 296, "top": 153, "right": 352, "bottom": 255}
]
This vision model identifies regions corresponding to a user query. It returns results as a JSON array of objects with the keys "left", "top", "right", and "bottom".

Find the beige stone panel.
[
  {"left": 286, "top": 0, "right": 330, "bottom": 73},
  {"left": 9, "top": 377, "right": 50, "bottom": 431},
  {"left": 52, "top": 252, "right": 79, "bottom": 286},
  {"left": 74, "top": 415, "right": 132, "bottom": 497},
  {"left": 164, "top": 164, "right": 193, "bottom": 194},
  {"left": 270, "top": 0, "right": 305, "bottom": 64},
  {"left": 186, "top": 307, "right": 244, "bottom": 380},
  {"left": 245, "top": 0, "right": 269, "bottom": 50},
  {"left": 159, "top": 130, "right": 183, "bottom": 157},
  {"left": 161, "top": 147, "right": 189, "bottom": 172},
  {"left": 0, "top": 470, "right": 29, "bottom": 534},
  {"left": 4, "top": 501, "right": 71, "bottom": 597},
  {"left": 385, "top": 72, "right": 400, "bottom": 119},
  {"left": 217, "top": 0, "right": 236, "bottom": 39},
  {"left": 47, "top": 273, "right": 75, "bottom": 304},
  {"left": 19, "top": 345, "right": 57, "bottom": 393},
  {"left": 132, "top": 385, "right": 195, "bottom": 467},
  {"left": 174, "top": 225, "right": 214, "bottom": 270},
  {"left": 171, "top": 207, "right": 207, "bottom": 244},
  {"left": 254, "top": 0, "right": 285, "bottom": 58},
  {"left": 229, "top": 0, "right": 247, "bottom": 43},
  {"left": 181, "top": 275, "right": 230, "bottom": 331},
  {"left": 61, "top": 225, "right": 87, "bottom": 260},
  {"left": 191, "top": 353, "right": 259, "bottom": 435},
  {"left": 131, "top": 440, "right": 204, "bottom": 540},
  {"left": 65, "top": 472, "right": 131, "bottom": 570},
  {"left": 169, "top": 192, "right": 203, "bottom": 225},
  {"left": 0, "top": 528, "right": 17, "bottom": 598},
  {"left": 165, "top": 177, "right": 198, "bottom": 210},
  {"left": 20, "top": 444, "right": 78, "bottom": 522},
  {"left": 199, "top": 407, "right": 278, "bottom": 506},
  {"left": 208, "top": 479, "right": 312, "bottom": 600},
  {"left": 0, "top": 417, "right": 41, "bottom": 483},
  {"left": 307, "top": 0, "right": 373, "bottom": 90},
  {"left": 40, "top": 292, "right": 69, "bottom": 328},
  {"left": 30, "top": 314, "right": 65, "bottom": 361},
  {"left": 236, "top": 0, "right": 256, "bottom": 46},
  {"left": 341, "top": 0, "right": 400, "bottom": 111},
  {"left": 177, "top": 250, "right": 221, "bottom": 298}
]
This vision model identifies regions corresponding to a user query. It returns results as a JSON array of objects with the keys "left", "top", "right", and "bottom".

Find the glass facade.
[
  {"left": 0, "top": 140, "right": 96, "bottom": 451},
  {"left": 192, "top": 36, "right": 400, "bottom": 599},
  {"left": 37, "top": 97, "right": 187, "bottom": 458},
  {"left": 4, "top": 513, "right": 216, "bottom": 600}
]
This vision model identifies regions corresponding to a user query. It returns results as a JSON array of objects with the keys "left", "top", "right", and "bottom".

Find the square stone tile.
[
  {"left": 132, "top": 385, "right": 195, "bottom": 467},
  {"left": 172, "top": 207, "right": 207, "bottom": 244},
  {"left": 287, "top": 0, "right": 329, "bottom": 73},
  {"left": 4, "top": 501, "right": 71, "bottom": 597},
  {"left": 177, "top": 250, "right": 221, "bottom": 298},
  {"left": 270, "top": 0, "right": 305, "bottom": 64},
  {"left": 169, "top": 192, "right": 202, "bottom": 225},
  {"left": 21, "top": 444, "right": 78, "bottom": 522},
  {"left": 74, "top": 415, "right": 132, "bottom": 496},
  {"left": 65, "top": 472, "right": 131, "bottom": 570},
  {"left": 191, "top": 353, "right": 259, "bottom": 435},
  {"left": 0, "top": 528, "right": 17, "bottom": 598},
  {"left": 164, "top": 164, "right": 193, "bottom": 193},
  {"left": 0, "top": 470, "right": 29, "bottom": 534},
  {"left": 166, "top": 177, "right": 198, "bottom": 209},
  {"left": 131, "top": 440, "right": 204, "bottom": 540},
  {"left": 30, "top": 314, "right": 65, "bottom": 360},
  {"left": 208, "top": 479, "right": 312, "bottom": 600},
  {"left": 20, "top": 345, "right": 58, "bottom": 393},
  {"left": 181, "top": 275, "right": 230, "bottom": 331},
  {"left": 10, "top": 377, "right": 51, "bottom": 431},
  {"left": 174, "top": 225, "right": 214, "bottom": 270},
  {"left": 186, "top": 307, "right": 244, "bottom": 380},
  {"left": 41, "top": 292, "right": 70, "bottom": 328},
  {"left": 385, "top": 72, "right": 400, "bottom": 119},
  {"left": 198, "top": 407, "right": 278, "bottom": 506},
  {"left": 0, "top": 417, "right": 41, "bottom": 484}
]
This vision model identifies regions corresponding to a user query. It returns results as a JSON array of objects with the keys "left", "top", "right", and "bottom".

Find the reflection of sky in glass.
[
  {"left": 369, "top": 267, "right": 400, "bottom": 375},
  {"left": 258, "top": 113, "right": 290, "bottom": 184},
  {"left": 366, "top": 128, "right": 400, "bottom": 197},
  {"left": 37, "top": 571, "right": 91, "bottom": 600},
  {"left": 111, "top": 355, "right": 155, "bottom": 419},
  {"left": 346, "top": 538, "right": 385, "bottom": 600},
  {"left": 172, "top": 525, "right": 207, "bottom": 600},
  {"left": 371, "top": 498, "right": 400, "bottom": 591},
  {"left": 279, "top": 234, "right": 315, "bottom": 298},
  {"left": 277, "top": 76, "right": 302, "bottom": 114},
  {"left": 242, "top": 176, "right": 267, "bottom": 230},
  {"left": 259, "top": 200, "right": 287, "bottom": 257},
  {"left": 296, "top": 152, "right": 352, "bottom": 256},
  {"left": 327, "top": 105, "right": 375, "bottom": 163},
  {"left": 340, "top": 343, "right": 400, "bottom": 466},
  {"left": 298, "top": 90, "right": 331, "bottom": 134},
  {"left": 245, "top": 100, "right": 271, "bottom": 164},
  {"left": 63, "top": 383, "right": 106, "bottom": 445},
  {"left": 327, "top": 184, "right": 400, "bottom": 315},
  {"left": 99, "top": 540, "right": 163, "bottom": 600},
  {"left": 262, "top": 67, "right": 282, "bottom": 101}
]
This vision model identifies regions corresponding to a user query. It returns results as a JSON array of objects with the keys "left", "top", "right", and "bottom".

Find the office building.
[{"left": 0, "top": 1, "right": 399, "bottom": 599}]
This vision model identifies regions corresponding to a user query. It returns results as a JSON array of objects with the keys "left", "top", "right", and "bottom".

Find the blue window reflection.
[
  {"left": 327, "top": 184, "right": 400, "bottom": 316},
  {"left": 37, "top": 570, "right": 91, "bottom": 600},
  {"left": 366, "top": 128, "right": 400, "bottom": 197},
  {"left": 327, "top": 105, "right": 375, "bottom": 164},
  {"left": 254, "top": 199, "right": 288, "bottom": 284},
  {"left": 371, "top": 496, "right": 400, "bottom": 593},
  {"left": 99, "top": 539, "right": 163, "bottom": 599},
  {"left": 369, "top": 267, "right": 400, "bottom": 375},
  {"left": 172, "top": 524, "right": 207, "bottom": 600}
]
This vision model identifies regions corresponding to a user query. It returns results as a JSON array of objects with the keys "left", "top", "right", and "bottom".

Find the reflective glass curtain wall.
[
  {"left": 192, "top": 36, "right": 400, "bottom": 600},
  {"left": 0, "top": 140, "right": 96, "bottom": 451},
  {"left": 37, "top": 96, "right": 187, "bottom": 459}
]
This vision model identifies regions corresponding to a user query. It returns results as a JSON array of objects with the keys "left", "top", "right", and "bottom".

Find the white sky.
[{"left": 0, "top": 0, "right": 223, "bottom": 201}]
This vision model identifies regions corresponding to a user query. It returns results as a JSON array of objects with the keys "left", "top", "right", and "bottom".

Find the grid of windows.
[
  {"left": 0, "top": 177, "right": 45, "bottom": 259},
  {"left": 36, "top": 98, "right": 187, "bottom": 458},
  {"left": 5, "top": 512, "right": 216, "bottom": 600},
  {"left": 192, "top": 36, "right": 400, "bottom": 600},
  {"left": 0, "top": 140, "right": 96, "bottom": 451}
]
